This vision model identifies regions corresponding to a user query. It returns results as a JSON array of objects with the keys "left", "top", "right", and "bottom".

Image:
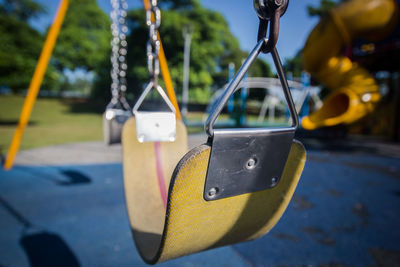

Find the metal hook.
[{"left": 254, "top": 0, "right": 289, "bottom": 53}]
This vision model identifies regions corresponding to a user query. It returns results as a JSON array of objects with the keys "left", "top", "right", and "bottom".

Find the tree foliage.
[
  {"left": 94, "top": 0, "right": 272, "bottom": 104},
  {"left": 53, "top": 0, "right": 110, "bottom": 71},
  {"left": 158, "top": 0, "right": 200, "bottom": 10},
  {"left": 0, "top": 0, "right": 272, "bottom": 102},
  {"left": 0, "top": 0, "right": 45, "bottom": 21},
  {"left": 283, "top": 50, "right": 303, "bottom": 78},
  {"left": 0, "top": 0, "right": 59, "bottom": 92}
]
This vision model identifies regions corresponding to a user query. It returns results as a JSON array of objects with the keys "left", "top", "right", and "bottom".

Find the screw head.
[
  {"left": 271, "top": 177, "right": 278, "bottom": 186},
  {"left": 208, "top": 187, "right": 219, "bottom": 199},
  {"left": 246, "top": 157, "right": 258, "bottom": 170}
]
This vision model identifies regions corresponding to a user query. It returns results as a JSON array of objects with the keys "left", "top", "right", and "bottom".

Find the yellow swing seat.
[
  {"left": 122, "top": 117, "right": 306, "bottom": 264},
  {"left": 123, "top": 1, "right": 306, "bottom": 263}
]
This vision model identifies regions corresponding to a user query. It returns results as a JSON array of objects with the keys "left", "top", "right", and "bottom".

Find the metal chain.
[
  {"left": 133, "top": 2, "right": 176, "bottom": 117},
  {"left": 146, "top": 0, "right": 161, "bottom": 86},
  {"left": 110, "top": 0, "right": 130, "bottom": 109}
]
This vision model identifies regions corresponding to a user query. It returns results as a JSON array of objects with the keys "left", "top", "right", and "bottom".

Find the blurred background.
[{"left": 1, "top": 0, "right": 400, "bottom": 266}]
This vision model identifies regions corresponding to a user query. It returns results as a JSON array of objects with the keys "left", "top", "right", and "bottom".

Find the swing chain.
[
  {"left": 146, "top": 0, "right": 161, "bottom": 86},
  {"left": 110, "top": 0, "right": 130, "bottom": 109},
  {"left": 254, "top": 0, "right": 289, "bottom": 53}
]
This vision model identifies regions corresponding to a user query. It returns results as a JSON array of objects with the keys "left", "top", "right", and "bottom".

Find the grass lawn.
[
  {"left": 0, "top": 95, "right": 207, "bottom": 154},
  {"left": 0, "top": 95, "right": 104, "bottom": 154}
]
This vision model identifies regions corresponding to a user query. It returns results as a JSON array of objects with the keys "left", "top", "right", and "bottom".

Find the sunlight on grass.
[{"left": 0, "top": 95, "right": 103, "bottom": 153}]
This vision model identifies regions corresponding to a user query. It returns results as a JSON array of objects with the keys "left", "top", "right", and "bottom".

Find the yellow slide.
[{"left": 302, "top": 0, "right": 398, "bottom": 130}]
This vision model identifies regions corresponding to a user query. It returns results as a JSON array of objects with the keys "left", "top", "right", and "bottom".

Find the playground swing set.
[{"left": 3, "top": 0, "right": 307, "bottom": 264}]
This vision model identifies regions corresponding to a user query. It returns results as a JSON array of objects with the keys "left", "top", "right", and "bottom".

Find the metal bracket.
[
  {"left": 134, "top": 111, "right": 176, "bottom": 143},
  {"left": 204, "top": 129, "right": 294, "bottom": 201},
  {"left": 105, "top": 108, "right": 131, "bottom": 124},
  {"left": 133, "top": 81, "right": 176, "bottom": 143},
  {"left": 104, "top": 108, "right": 132, "bottom": 144}
]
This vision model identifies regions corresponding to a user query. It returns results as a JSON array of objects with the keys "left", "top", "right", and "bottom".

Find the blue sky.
[{"left": 30, "top": 0, "right": 320, "bottom": 64}]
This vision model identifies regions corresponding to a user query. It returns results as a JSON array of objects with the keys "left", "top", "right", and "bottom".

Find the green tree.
[
  {"left": 159, "top": 0, "right": 200, "bottom": 10},
  {"left": 283, "top": 50, "right": 302, "bottom": 78},
  {"left": 0, "top": 0, "right": 60, "bottom": 92},
  {"left": 94, "top": 0, "right": 272, "bottom": 104},
  {"left": 53, "top": 0, "right": 110, "bottom": 72},
  {"left": 0, "top": 0, "right": 45, "bottom": 21}
]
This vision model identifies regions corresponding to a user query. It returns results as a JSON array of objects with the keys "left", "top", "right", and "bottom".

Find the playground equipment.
[
  {"left": 301, "top": 0, "right": 399, "bottom": 130},
  {"left": 122, "top": 0, "right": 306, "bottom": 263},
  {"left": 103, "top": 0, "right": 132, "bottom": 145},
  {"left": 3, "top": 0, "right": 69, "bottom": 170},
  {"left": 2, "top": 0, "right": 179, "bottom": 170},
  {"left": 205, "top": 77, "right": 320, "bottom": 127}
]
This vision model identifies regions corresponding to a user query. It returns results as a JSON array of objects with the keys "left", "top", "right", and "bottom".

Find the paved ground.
[
  {"left": 12, "top": 133, "right": 207, "bottom": 166},
  {"left": 1, "top": 136, "right": 400, "bottom": 266}
]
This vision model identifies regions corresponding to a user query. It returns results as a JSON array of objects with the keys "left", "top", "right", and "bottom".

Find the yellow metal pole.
[
  {"left": 143, "top": 0, "right": 182, "bottom": 120},
  {"left": 3, "top": 0, "right": 69, "bottom": 170}
]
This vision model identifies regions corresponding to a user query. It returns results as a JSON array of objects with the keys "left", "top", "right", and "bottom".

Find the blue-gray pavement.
[{"left": 1, "top": 150, "right": 400, "bottom": 266}]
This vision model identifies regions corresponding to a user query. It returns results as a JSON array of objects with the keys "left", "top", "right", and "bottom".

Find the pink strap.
[{"left": 154, "top": 142, "right": 167, "bottom": 208}]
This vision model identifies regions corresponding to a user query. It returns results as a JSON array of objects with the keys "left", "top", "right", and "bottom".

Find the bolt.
[
  {"left": 208, "top": 187, "right": 218, "bottom": 198},
  {"left": 246, "top": 158, "right": 258, "bottom": 170},
  {"left": 271, "top": 177, "right": 278, "bottom": 186}
]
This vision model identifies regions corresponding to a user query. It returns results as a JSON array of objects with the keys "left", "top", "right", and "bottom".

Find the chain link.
[
  {"left": 146, "top": 0, "right": 161, "bottom": 86},
  {"left": 110, "top": 0, "right": 130, "bottom": 109}
]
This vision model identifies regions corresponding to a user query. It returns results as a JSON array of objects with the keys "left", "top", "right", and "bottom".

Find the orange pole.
[
  {"left": 3, "top": 0, "right": 69, "bottom": 170},
  {"left": 143, "top": 0, "right": 182, "bottom": 120}
]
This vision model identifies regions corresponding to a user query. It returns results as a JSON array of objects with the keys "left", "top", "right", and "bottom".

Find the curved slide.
[{"left": 301, "top": 0, "right": 399, "bottom": 130}]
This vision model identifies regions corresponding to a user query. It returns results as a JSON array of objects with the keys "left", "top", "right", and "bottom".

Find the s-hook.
[{"left": 254, "top": 0, "right": 289, "bottom": 53}]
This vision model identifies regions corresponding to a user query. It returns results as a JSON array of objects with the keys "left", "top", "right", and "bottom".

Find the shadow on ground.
[
  {"left": 20, "top": 232, "right": 80, "bottom": 267},
  {"left": 61, "top": 98, "right": 104, "bottom": 114},
  {"left": 0, "top": 120, "right": 37, "bottom": 126},
  {"left": 0, "top": 195, "right": 81, "bottom": 267},
  {"left": 58, "top": 170, "right": 92, "bottom": 186}
]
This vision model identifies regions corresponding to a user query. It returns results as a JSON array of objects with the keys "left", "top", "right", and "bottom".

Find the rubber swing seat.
[{"left": 122, "top": 117, "right": 306, "bottom": 264}]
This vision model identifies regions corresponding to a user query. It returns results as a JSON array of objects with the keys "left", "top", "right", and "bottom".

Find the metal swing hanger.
[
  {"left": 133, "top": 0, "right": 176, "bottom": 143},
  {"left": 204, "top": 0, "right": 299, "bottom": 201},
  {"left": 206, "top": 0, "right": 297, "bottom": 137}
]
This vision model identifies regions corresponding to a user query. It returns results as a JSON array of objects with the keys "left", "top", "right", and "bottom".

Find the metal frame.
[
  {"left": 133, "top": 81, "right": 176, "bottom": 114},
  {"left": 205, "top": 38, "right": 299, "bottom": 137},
  {"left": 133, "top": 82, "right": 177, "bottom": 143}
]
